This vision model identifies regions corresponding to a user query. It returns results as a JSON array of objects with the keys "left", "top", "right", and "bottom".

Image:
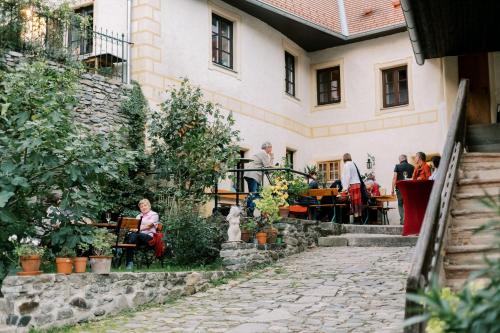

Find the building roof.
[
  {"left": 401, "top": 0, "right": 500, "bottom": 65},
  {"left": 221, "top": 0, "right": 406, "bottom": 51},
  {"left": 259, "top": 0, "right": 405, "bottom": 35}
]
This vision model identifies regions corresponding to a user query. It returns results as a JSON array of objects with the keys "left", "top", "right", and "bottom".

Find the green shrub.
[
  {"left": 149, "top": 79, "right": 240, "bottom": 203},
  {"left": 165, "top": 205, "right": 224, "bottom": 265}
]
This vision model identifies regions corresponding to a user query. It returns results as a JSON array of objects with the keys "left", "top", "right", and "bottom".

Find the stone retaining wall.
[
  {"left": 1, "top": 271, "right": 228, "bottom": 330},
  {"left": 1, "top": 51, "right": 131, "bottom": 134},
  {"left": 221, "top": 218, "right": 334, "bottom": 271}
]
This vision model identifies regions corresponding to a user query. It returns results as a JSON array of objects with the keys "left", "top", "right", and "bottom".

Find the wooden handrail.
[{"left": 404, "top": 79, "right": 469, "bottom": 332}]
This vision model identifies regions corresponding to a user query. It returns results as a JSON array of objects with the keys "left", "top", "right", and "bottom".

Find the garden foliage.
[
  {"left": 149, "top": 79, "right": 240, "bottom": 203},
  {"left": 0, "top": 60, "right": 135, "bottom": 278},
  {"left": 164, "top": 205, "right": 224, "bottom": 265}
]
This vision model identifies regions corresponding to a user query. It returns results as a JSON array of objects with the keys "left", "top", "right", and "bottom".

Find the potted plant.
[
  {"left": 89, "top": 228, "right": 115, "bottom": 274},
  {"left": 73, "top": 241, "right": 90, "bottom": 273},
  {"left": 240, "top": 218, "right": 256, "bottom": 243},
  {"left": 55, "top": 246, "right": 75, "bottom": 275},
  {"left": 255, "top": 187, "right": 281, "bottom": 244},
  {"left": 8, "top": 235, "right": 45, "bottom": 276}
]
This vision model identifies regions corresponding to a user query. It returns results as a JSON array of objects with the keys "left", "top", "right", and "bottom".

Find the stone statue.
[{"left": 226, "top": 206, "right": 242, "bottom": 242}]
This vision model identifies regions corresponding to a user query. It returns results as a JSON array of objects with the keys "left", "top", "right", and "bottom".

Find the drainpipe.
[
  {"left": 400, "top": 0, "right": 425, "bottom": 65},
  {"left": 337, "top": 0, "right": 349, "bottom": 36},
  {"left": 126, "top": 0, "right": 132, "bottom": 84}
]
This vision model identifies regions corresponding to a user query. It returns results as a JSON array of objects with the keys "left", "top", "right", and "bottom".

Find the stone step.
[
  {"left": 450, "top": 208, "right": 498, "bottom": 219},
  {"left": 467, "top": 144, "right": 500, "bottom": 153},
  {"left": 341, "top": 224, "right": 403, "bottom": 235},
  {"left": 451, "top": 193, "right": 500, "bottom": 211},
  {"left": 460, "top": 160, "right": 500, "bottom": 171},
  {"left": 448, "top": 226, "right": 498, "bottom": 246},
  {"left": 455, "top": 184, "right": 500, "bottom": 197},
  {"left": 461, "top": 152, "right": 500, "bottom": 161},
  {"left": 445, "top": 245, "right": 499, "bottom": 265},
  {"left": 444, "top": 264, "right": 488, "bottom": 280},
  {"left": 457, "top": 177, "right": 500, "bottom": 186},
  {"left": 444, "top": 277, "right": 490, "bottom": 291},
  {"left": 318, "top": 234, "right": 417, "bottom": 247},
  {"left": 467, "top": 124, "right": 500, "bottom": 143},
  {"left": 460, "top": 167, "right": 500, "bottom": 181}
]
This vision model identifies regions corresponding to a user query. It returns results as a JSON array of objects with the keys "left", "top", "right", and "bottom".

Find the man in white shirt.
[{"left": 341, "top": 153, "right": 363, "bottom": 222}]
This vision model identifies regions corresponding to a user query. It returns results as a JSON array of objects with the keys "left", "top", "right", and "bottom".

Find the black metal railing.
[
  {"left": 211, "top": 167, "right": 312, "bottom": 210},
  {"left": 0, "top": 10, "right": 131, "bottom": 83},
  {"left": 404, "top": 79, "right": 469, "bottom": 332}
]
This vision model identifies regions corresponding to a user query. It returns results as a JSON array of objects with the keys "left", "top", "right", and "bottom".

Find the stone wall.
[
  {"left": 1, "top": 51, "right": 132, "bottom": 134},
  {"left": 221, "top": 218, "right": 337, "bottom": 271},
  {"left": 1, "top": 271, "right": 228, "bottom": 330}
]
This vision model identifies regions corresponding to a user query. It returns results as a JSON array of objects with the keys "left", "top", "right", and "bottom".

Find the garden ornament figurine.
[{"left": 226, "top": 206, "right": 242, "bottom": 242}]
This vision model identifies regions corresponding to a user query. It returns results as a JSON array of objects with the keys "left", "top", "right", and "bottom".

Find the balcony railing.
[{"left": 0, "top": 11, "right": 132, "bottom": 83}]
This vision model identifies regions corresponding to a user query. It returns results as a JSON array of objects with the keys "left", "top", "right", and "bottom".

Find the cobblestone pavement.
[{"left": 75, "top": 247, "right": 413, "bottom": 333}]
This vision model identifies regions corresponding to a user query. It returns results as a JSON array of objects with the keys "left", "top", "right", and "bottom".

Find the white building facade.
[{"left": 76, "top": 0, "right": 500, "bottom": 200}]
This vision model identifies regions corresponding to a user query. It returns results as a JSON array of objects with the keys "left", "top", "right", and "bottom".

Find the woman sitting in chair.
[{"left": 125, "top": 198, "right": 159, "bottom": 270}]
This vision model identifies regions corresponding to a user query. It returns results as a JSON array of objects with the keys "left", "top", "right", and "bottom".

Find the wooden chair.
[{"left": 112, "top": 217, "right": 141, "bottom": 267}]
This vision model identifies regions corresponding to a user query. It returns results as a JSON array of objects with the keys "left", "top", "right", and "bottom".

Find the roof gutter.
[
  {"left": 348, "top": 22, "right": 406, "bottom": 40},
  {"left": 400, "top": 0, "right": 425, "bottom": 65}
]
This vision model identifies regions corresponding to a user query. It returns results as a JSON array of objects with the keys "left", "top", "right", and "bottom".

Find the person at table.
[
  {"left": 412, "top": 152, "right": 431, "bottom": 180},
  {"left": 125, "top": 198, "right": 159, "bottom": 270},
  {"left": 341, "top": 153, "right": 363, "bottom": 223},
  {"left": 429, "top": 155, "right": 441, "bottom": 180},
  {"left": 244, "top": 141, "right": 274, "bottom": 216},
  {"left": 392, "top": 154, "right": 415, "bottom": 225},
  {"left": 365, "top": 173, "right": 381, "bottom": 197}
]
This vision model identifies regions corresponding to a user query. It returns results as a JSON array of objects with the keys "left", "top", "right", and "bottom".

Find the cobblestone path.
[{"left": 76, "top": 247, "right": 412, "bottom": 333}]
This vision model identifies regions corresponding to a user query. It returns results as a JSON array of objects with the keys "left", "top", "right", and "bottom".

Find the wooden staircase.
[{"left": 444, "top": 152, "right": 500, "bottom": 289}]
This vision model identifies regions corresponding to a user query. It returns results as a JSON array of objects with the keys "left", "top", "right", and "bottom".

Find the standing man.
[
  {"left": 244, "top": 142, "right": 274, "bottom": 215},
  {"left": 412, "top": 152, "right": 431, "bottom": 180},
  {"left": 392, "top": 154, "right": 415, "bottom": 225}
]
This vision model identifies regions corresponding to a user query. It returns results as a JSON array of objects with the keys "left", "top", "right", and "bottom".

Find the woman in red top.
[{"left": 412, "top": 152, "right": 431, "bottom": 180}]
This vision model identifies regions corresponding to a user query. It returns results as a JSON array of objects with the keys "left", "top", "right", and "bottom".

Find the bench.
[
  {"left": 113, "top": 217, "right": 165, "bottom": 268},
  {"left": 288, "top": 188, "right": 340, "bottom": 221}
]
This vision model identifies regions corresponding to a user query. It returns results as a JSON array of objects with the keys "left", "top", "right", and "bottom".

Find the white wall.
[{"left": 128, "top": 0, "right": 451, "bottom": 222}]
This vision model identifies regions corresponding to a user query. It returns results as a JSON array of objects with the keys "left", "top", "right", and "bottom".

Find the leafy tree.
[
  {"left": 149, "top": 79, "right": 240, "bottom": 203},
  {"left": 0, "top": 60, "right": 135, "bottom": 278}
]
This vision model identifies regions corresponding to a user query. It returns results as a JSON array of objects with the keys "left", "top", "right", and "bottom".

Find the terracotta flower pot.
[
  {"left": 18, "top": 255, "right": 42, "bottom": 275},
  {"left": 256, "top": 232, "right": 267, "bottom": 245},
  {"left": 265, "top": 227, "right": 278, "bottom": 244},
  {"left": 89, "top": 256, "right": 113, "bottom": 274},
  {"left": 241, "top": 230, "right": 251, "bottom": 243},
  {"left": 279, "top": 206, "right": 289, "bottom": 218},
  {"left": 55, "top": 257, "right": 73, "bottom": 275},
  {"left": 73, "top": 257, "right": 88, "bottom": 273}
]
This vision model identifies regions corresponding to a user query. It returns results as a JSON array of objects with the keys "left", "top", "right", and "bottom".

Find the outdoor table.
[
  {"left": 396, "top": 180, "right": 434, "bottom": 236},
  {"left": 373, "top": 195, "right": 397, "bottom": 225},
  {"left": 89, "top": 222, "right": 118, "bottom": 229}
]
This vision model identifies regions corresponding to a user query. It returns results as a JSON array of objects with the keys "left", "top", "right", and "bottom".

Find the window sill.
[
  {"left": 284, "top": 92, "right": 301, "bottom": 104},
  {"left": 311, "top": 101, "right": 345, "bottom": 112},
  {"left": 208, "top": 62, "right": 241, "bottom": 80},
  {"left": 376, "top": 103, "right": 414, "bottom": 116}
]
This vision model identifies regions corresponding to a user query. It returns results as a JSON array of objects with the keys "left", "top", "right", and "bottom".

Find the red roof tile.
[{"left": 259, "top": 0, "right": 404, "bottom": 35}]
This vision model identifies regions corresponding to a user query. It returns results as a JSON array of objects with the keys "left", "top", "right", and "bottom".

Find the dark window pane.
[
  {"left": 221, "top": 38, "right": 230, "bottom": 53},
  {"left": 399, "top": 86, "right": 409, "bottom": 104},
  {"left": 385, "top": 93, "right": 395, "bottom": 106},
  {"left": 398, "top": 69, "right": 407, "bottom": 80},
  {"left": 212, "top": 14, "right": 233, "bottom": 69},
  {"left": 317, "top": 66, "right": 341, "bottom": 105}
]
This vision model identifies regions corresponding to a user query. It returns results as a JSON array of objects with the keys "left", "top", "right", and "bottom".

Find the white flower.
[
  {"left": 8, "top": 235, "right": 17, "bottom": 242},
  {"left": 32, "top": 239, "right": 40, "bottom": 246}
]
